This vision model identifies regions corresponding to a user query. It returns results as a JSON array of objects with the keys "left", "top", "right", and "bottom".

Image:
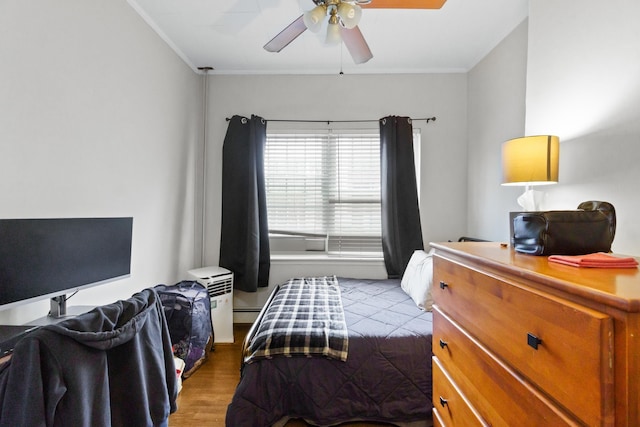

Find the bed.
[{"left": 225, "top": 276, "right": 434, "bottom": 427}]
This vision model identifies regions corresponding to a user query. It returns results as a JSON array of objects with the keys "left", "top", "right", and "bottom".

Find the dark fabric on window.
[
  {"left": 379, "top": 116, "right": 424, "bottom": 278},
  {"left": 219, "top": 115, "right": 270, "bottom": 292}
]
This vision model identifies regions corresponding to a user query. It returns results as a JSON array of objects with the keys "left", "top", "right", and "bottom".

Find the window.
[{"left": 265, "top": 128, "right": 420, "bottom": 256}]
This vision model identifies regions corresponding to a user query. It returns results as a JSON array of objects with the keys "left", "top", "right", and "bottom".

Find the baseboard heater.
[{"left": 234, "top": 308, "right": 262, "bottom": 313}]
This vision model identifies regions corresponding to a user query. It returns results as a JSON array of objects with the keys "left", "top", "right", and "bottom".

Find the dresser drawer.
[
  {"left": 433, "top": 256, "right": 614, "bottom": 425},
  {"left": 432, "top": 356, "right": 488, "bottom": 427},
  {"left": 433, "top": 307, "right": 580, "bottom": 426}
]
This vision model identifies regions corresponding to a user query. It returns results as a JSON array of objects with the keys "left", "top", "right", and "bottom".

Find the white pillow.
[{"left": 401, "top": 249, "right": 435, "bottom": 311}]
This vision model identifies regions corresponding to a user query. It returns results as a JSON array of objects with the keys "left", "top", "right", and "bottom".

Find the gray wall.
[
  {"left": 202, "top": 73, "right": 469, "bottom": 314},
  {"left": 0, "top": 0, "right": 202, "bottom": 324},
  {"left": 467, "top": 0, "right": 640, "bottom": 256},
  {"left": 467, "top": 19, "right": 529, "bottom": 241},
  {"left": 3, "top": 0, "right": 638, "bottom": 324},
  {"left": 526, "top": 0, "right": 640, "bottom": 255}
]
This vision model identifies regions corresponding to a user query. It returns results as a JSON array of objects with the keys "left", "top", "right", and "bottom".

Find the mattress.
[{"left": 226, "top": 277, "right": 433, "bottom": 427}]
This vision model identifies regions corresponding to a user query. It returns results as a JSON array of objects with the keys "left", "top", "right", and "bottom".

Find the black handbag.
[{"left": 512, "top": 201, "right": 616, "bottom": 256}]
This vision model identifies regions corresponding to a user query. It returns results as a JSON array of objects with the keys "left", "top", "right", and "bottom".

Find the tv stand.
[
  {"left": 50, "top": 295, "right": 68, "bottom": 318},
  {"left": 28, "top": 304, "right": 95, "bottom": 326},
  {"left": 48, "top": 294, "right": 88, "bottom": 319}
]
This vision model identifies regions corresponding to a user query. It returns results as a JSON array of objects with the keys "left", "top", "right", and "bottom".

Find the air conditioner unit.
[{"left": 187, "top": 266, "right": 234, "bottom": 343}]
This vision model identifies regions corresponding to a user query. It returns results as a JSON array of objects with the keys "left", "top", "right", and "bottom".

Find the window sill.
[{"left": 270, "top": 253, "right": 384, "bottom": 264}]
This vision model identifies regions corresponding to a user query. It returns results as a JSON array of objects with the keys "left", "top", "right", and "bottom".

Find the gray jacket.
[{"left": 0, "top": 288, "right": 178, "bottom": 427}]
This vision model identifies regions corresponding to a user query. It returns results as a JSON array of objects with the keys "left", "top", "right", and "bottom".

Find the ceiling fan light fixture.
[
  {"left": 325, "top": 19, "right": 342, "bottom": 45},
  {"left": 337, "top": 3, "right": 362, "bottom": 29},
  {"left": 303, "top": 5, "right": 327, "bottom": 33}
]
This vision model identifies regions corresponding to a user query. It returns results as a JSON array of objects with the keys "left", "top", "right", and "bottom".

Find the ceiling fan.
[{"left": 263, "top": 0, "right": 447, "bottom": 65}]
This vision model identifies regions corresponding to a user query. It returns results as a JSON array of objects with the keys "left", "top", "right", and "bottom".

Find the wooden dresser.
[{"left": 430, "top": 241, "right": 640, "bottom": 427}]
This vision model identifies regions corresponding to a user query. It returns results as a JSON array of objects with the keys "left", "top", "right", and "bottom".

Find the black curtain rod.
[{"left": 225, "top": 117, "right": 436, "bottom": 124}]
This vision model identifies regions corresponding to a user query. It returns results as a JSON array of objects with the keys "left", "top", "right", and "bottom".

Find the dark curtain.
[
  {"left": 380, "top": 116, "right": 424, "bottom": 278},
  {"left": 219, "top": 115, "right": 270, "bottom": 292}
]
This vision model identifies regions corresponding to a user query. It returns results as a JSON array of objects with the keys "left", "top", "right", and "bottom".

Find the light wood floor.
[{"left": 168, "top": 324, "right": 395, "bottom": 427}]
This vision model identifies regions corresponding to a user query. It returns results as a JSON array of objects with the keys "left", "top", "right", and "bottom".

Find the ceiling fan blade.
[
  {"left": 264, "top": 15, "right": 307, "bottom": 53},
  {"left": 360, "top": 0, "right": 447, "bottom": 9},
  {"left": 340, "top": 26, "right": 373, "bottom": 64}
]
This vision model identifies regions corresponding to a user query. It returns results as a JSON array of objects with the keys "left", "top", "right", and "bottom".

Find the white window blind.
[
  {"left": 265, "top": 130, "right": 382, "bottom": 256},
  {"left": 265, "top": 128, "right": 421, "bottom": 256}
]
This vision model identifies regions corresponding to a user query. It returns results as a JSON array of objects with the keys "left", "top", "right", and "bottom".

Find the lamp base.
[{"left": 517, "top": 188, "right": 544, "bottom": 211}]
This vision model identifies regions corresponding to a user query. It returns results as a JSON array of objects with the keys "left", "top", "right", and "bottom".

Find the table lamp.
[{"left": 501, "top": 135, "right": 559, "bottom": 211}]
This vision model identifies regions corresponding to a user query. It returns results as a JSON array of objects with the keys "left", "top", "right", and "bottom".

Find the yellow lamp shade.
[{"left": 501, "top": 135, "right": 559, "bottom": 186}]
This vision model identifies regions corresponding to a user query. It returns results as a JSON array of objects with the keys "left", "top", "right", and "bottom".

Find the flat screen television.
[{"left": 0, "top": 217, "right": 133, "bottom": 318}]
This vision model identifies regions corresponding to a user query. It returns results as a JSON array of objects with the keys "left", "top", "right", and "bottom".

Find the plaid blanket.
[{"left": 246, "top": 276, "right": 349, "bottom": 362}]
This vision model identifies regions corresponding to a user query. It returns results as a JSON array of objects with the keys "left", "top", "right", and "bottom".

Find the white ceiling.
[{"left": 127, "top": 0, "right": 529, "bottom": 75}]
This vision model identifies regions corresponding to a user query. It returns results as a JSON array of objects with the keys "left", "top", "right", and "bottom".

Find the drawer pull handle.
[
  {"left": 439, "top": 281, "right": 449, "bottom": 290},
  {"left": 439, "top": 396, "right": 448, "bottom": 407},
  {"left": 439, "top": 339, "right": 448, "bottom": 349},
  {"left": 527, "top": 333, "right": 543, "bottom": 350}
]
